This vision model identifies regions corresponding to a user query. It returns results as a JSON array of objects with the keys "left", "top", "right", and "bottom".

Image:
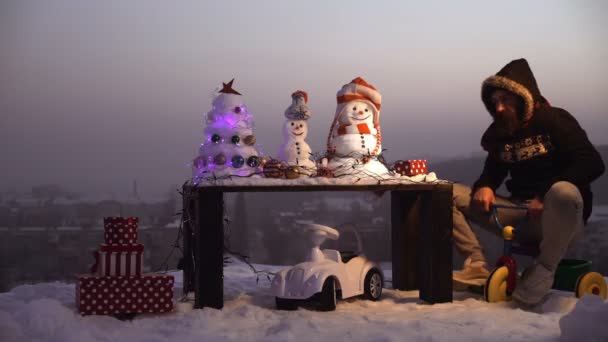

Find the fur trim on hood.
[{"left": 481, "top": 58, "right": 547, "bottom": 122}]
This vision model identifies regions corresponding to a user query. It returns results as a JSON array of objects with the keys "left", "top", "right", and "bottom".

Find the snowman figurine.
[
  {"left": 325, "top": 77, "right": 388, "bottom": 177},
  {"left": 277, "top": 91, "right": 316, "bottom": 175}
]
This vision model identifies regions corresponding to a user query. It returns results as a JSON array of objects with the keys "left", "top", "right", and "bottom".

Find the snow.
[
  {"left": 1, "top": 260, "right": 606, "bottom": 342},
  {"left": 193, "top": 171, "right": 441, "bottom": 187},
  {"left": 588, "top": 205, "right": 608, "bottom": 223},
  {"left": 18, "top": 227, "right": 47, "bottom": 231},
  {"left": 163, "top": 219, "right": 181, "bottom": 229},
  {"left": 56, "top": 226, "right": 83, "bottom": 231},
  {"left": 559, "top": 295, "right": 608, "bottom": 341}
]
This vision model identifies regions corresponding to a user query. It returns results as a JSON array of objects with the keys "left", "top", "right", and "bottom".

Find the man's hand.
[
  {"left": 472, "top": 187, "right": 496, "bottom": 213},
  {"left": 527, "top": 196, "right": 544, "bottom": 219}
]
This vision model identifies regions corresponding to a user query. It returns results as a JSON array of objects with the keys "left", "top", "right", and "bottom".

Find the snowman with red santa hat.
[{"left": 325, "top": 77, "right": 389, "bottom": 177}]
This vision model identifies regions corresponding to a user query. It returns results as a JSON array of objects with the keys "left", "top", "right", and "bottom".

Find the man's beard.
[{"left": 494, "top": 113, "right": 521, "bottom": 136}]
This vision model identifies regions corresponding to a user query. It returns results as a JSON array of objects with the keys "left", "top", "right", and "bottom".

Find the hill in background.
[{"left": 432, "top": 145, "right": 608, "bottom": 204}]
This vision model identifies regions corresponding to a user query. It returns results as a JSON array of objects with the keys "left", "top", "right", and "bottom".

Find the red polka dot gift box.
[
  {"left": 104, "top": 217, "right": 138, "bottom": 245},
  {"left": 393, "top": 159, "right": 428, "bottom": 177},
  {"left": 76, "top": 274, "right": 174, "bottom": 316}
]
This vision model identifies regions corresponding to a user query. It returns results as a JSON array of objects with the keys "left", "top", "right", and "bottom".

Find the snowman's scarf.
[{"left": 336, "top": 123, "right": 377, "bottom": 136}]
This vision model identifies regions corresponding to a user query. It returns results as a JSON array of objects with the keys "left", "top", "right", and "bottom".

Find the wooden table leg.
[
  {"left": 418, "top": 184, "right": 453, "bottom": 303},
  {"left": 391, "top": 191, "right": 421, "bottom": 290},
  {"left": 195, "top": 189, "right": 224, "bottom": 309},
  {"left": 182, "top": 186, "right": 195, "bottom": 295}
]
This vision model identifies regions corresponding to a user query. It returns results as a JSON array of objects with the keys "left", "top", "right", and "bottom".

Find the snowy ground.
[
  {"left": 589, "top": 205, "right": 608, "bottom": 222},
  {"left": 1, "top": 260, "right": 607, "bottom": 342}
]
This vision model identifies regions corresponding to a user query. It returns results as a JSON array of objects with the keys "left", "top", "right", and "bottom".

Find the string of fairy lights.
[
  {"left": 193, "top": 150, "right": 443, "bottom": 185},
  {"left": 162, "top": 184, "right": 280, "bottom": 303},
  {"left": 154, "top": 152, "right": 450, "bottom": 304}
]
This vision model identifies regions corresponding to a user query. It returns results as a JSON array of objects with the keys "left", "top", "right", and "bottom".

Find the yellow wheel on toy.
[
  {"left": 484, "top": 266, "right": 511, "bottom": 303},
  {"left": 575, "top": 272, "right": 607, "bottom": 299}
]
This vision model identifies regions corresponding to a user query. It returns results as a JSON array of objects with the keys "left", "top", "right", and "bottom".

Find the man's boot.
[
  {"left": 453, "top": 256, "right": 490, "bottom": 289},
  {"left": 512, "top": 262, "right": 555, "bottom": 305}
]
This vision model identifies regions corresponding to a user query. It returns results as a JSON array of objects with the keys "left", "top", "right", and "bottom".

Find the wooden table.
[{"left": 181, "top": 182, "right": 453, "bottom": 309}]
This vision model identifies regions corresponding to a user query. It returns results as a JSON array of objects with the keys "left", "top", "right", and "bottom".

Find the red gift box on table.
[
  {"left": 76, "top": 274, "right": 174, "bottom": 316},
  {"left": 104, "top": 217, "right": 138, "bottom": 245},
  {"left": 92, "top": 244, "right": 144, "bottom": 277},
  {"left": 393, "top": 159, "right": 428, "bottom": 176}
]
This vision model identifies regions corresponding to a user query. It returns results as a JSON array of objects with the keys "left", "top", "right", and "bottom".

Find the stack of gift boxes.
[{"left": 76, "top": 217, "right": 174, "bottom": 316}]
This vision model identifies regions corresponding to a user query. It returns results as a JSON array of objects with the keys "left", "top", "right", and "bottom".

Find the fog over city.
[{"left": 1, "top": 0, "right": 607, "bottom": 198}]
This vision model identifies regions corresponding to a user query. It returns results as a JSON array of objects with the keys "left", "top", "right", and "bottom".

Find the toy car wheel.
[
  {"left": 484, "top": 266, "right": 510, "bottom": 303},
  {"left": 363, "top": 268, "right": 383, "bottom": 301},
  {"left": 275, "top": 297, "right": 298, "bottom": 311},
  {"left": 319, "top": 277, "right": 337, "bottom": 311},
  {"left": 575, "top": 271, "right": 607, "bottom": 299}
]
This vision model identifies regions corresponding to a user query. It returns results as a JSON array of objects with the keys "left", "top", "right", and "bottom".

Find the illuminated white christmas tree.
[{"left": 192, "top": 79, "right": 261, "bottom": 182}]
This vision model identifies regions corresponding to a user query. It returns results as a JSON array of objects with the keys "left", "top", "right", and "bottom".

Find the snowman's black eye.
[
  {"left": 353, "top": 107, "right": 357, "bottom": 111},
  {"left": 290, "top": 122, "right": 294, "bottom": 126},
  {"left": 299, "top": 124, "right": 303, "bottom": 128},
  {"left": 365, "top": 108, "right": 368, "bottom": 112}
]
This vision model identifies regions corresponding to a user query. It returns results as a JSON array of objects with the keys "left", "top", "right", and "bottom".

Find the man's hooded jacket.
[{"left": 474, "top": 58, "right": 605, "bottom": 222}]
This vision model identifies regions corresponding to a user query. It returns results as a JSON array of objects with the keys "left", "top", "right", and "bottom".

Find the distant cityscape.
[
  {"left": 0, "top": 184, "right": 394, "bottom": 292},
  {"left": 2, "top": 146, "right": 606, "bottom": 292},
  {"left": 0, "top": 182, "right": 182, "bottom": 292}
]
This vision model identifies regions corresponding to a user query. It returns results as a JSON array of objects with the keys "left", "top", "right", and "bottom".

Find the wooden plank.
[
  {"left": 391, "top": 190, "right": 421, "bottom": 290},
  {"left": 181, "top": 185, "right": 195, "bottom": 295},
  {"left": 187, "top": 182, "right": 446, "bottom": 193},
  {"left": 418, "top": 184, "right": 453, "bottom": 303},
  {"left": 195, "top": 189, "right": 224, "bottom": 309}
]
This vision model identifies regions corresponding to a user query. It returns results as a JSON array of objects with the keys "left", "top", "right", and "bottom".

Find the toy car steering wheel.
[{"left": 302, "top": 223, "right": 340, "bottom": 241}]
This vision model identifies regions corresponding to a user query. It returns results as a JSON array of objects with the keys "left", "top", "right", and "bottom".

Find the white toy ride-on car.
[{"left": 270, "top": 223, "right": 384, "bottom": 311}]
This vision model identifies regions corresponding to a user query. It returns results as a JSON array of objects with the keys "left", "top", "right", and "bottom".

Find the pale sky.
[{"left": 1, "top": 0, "right": 607, "bottom": 197}]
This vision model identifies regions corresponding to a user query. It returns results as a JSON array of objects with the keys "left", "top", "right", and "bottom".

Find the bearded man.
[{"left": 452, "top": 58, "right": 605, "bottom": 305}]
